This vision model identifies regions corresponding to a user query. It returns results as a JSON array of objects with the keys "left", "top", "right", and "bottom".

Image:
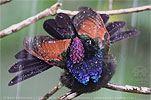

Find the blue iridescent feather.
[{"left": 66, "top": 50, "right": 103, "bottom": 85}]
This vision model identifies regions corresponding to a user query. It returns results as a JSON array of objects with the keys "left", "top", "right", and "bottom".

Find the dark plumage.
[
  {"left": 60, "top": 53, "right": 116, "bottom": 93},
  {"left": 9, "top": 7, "right": 139, "bottom": 95}
]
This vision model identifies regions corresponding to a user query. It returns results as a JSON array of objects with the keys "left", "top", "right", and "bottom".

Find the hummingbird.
[{"left": 8, "top": 7, "right": 139, "bottom": 93}]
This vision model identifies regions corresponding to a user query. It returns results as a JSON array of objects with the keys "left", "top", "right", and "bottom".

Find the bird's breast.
[{"left": 66, "top": 50, "right": 103, "bottom": 85}]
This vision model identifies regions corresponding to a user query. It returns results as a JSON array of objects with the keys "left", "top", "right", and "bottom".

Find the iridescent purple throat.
[{"left": 69, "top": 37, "right": 84, "bottom": 64}]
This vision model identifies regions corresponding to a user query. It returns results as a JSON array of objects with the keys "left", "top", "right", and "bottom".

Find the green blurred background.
[{"left": 0, "top": 0, "right": 151, "bottom": 100}]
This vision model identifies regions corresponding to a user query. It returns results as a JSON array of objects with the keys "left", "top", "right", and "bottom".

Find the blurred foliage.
[{"left": 0, "top": 0, "right": 151, "bottom": 100}]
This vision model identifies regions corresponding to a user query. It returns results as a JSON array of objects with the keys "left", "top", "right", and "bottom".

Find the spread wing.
[
  {"left": 43, "top": 13, "right": 76, "bottom": 40},
  {"left": 23, "top": 36, "right": 71, "bottom": 64},
  {"left": 8, "top": 36, "right": 71, "bottom": 86},
  {"left": 73, "top": 7, "right": 110, "bottom": 42}
]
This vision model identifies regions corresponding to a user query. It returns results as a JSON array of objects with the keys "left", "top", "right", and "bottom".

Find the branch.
[
  {"left": 0, "top": 2, "right": 62, "bottom": 39},
  {"left": 40, "top": 82, "right": 63, "bottom": 100},
  {"left": 0, "top": 0, "right": 11, "bottom": 5},
  {"left": 97, "top": 5, "right": 151, "bottom": 15},
  {"left": 0, "top": 4, "right": 150, "bottom": 39},
  {"left": 57, "top": 5, "right": 151, "bottom": 16},
  {"left": 57, "top": 83, "right": 151, "bottom": 100},
  {"left": 41, "top": 82, "right": 151, "bottom": 100},
  {"left": 56, "top": 91, "right": 81, "bottom": 100},
  {"left": 106, "top": 83, "right": 151, "bottom": 94}
]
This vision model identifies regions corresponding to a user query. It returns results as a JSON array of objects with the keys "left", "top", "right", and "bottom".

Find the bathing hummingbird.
[{"left": 8, "top": 7, "right": 139, "bottom": 93}]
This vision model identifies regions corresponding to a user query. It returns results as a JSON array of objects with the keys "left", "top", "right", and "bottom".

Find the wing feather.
[
  {"left": 73, "top": 7, "right": 109, "bottom": 42},
  {"left": 43, "top": 13, "right": 75, "bottom": 40},
  {"left": 8, "top": 64, "right": 51, "bottom": 86},
  {"left": 110, "top": 30, "right": 140, "bottom": 44},
  {"left": 23, "top": 36, "right": 71, "bottom": 64}
]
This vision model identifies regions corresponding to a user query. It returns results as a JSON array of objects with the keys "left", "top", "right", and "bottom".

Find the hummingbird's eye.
[{"left": 86, "top": 39, "right": 92, "bottom": 44}]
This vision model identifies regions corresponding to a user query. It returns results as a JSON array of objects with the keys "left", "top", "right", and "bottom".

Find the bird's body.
[
  {"left": 8, "top": 7, "right": 139, "bottom": 94},
  {"left": 57, "top": 33, "right": 116, "bottom": 93}
]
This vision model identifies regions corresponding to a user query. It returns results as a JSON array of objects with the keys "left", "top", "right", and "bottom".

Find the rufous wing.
[
  {"left": 23, "top": 36, "right": 71, "bottom": 65},
  {"left": 73, "top": 7, "right": 110, "bottom": 42}
]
